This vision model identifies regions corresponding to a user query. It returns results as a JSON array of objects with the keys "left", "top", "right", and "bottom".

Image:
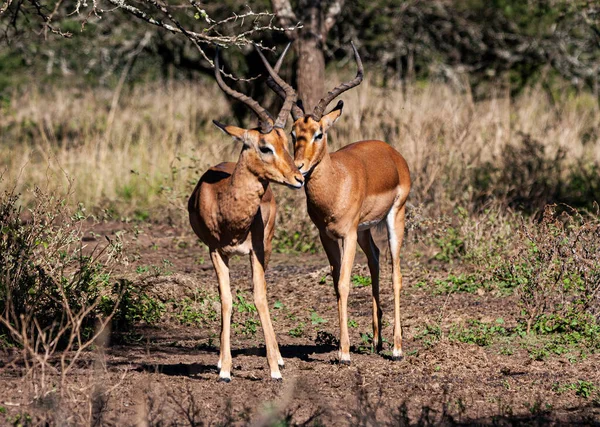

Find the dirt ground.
[{"left": 1, "top": 220, "right": 600, "bottom": 426}]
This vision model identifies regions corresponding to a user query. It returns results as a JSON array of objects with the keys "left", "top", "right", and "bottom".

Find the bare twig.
[{"left": 0, "top": 0, "right": 14, "bottom": 15}]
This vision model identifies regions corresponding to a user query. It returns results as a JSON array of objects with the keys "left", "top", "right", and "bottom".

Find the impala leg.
[
  {"left": 211, "top": 250, "right": 232, "bottom": 381},
  {"left": 250, "top": 249, "right": 282, "bottom": 380},
  {"left": 319, "top": 231, "right": 341, "bottom": 284},
  {"left": 337, "top": 232, "right": 358, "bottom": 364},
  {"left": 357, "top": 230, "right": 382, "bottom": 353},
  {"left": 318, "top": 232, "right": 345, "bottom": 358},
  {"left": 387, "top": 204, "right": 406, "bottom": 360},
  {"left": 262, "top": 218, "right": 284, "bottom": 368}
]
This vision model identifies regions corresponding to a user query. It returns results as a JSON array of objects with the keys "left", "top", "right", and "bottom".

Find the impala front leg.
[
  {"left": 211, "top": 250, "right": 232, "bottom": 382},
  {"left": 336, "top": 231, "right": 358, "bottom": 364},
  {"left": 250, "top": 249, "right": 282, "bottom": 380}
]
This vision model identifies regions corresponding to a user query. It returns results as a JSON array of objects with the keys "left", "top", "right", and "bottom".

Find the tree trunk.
[
  {"left": 271, "top": 0, "right": 345, "bottom": 114},
  {"left": 296, "top": 34, "right": 325, "bottom": 112}
]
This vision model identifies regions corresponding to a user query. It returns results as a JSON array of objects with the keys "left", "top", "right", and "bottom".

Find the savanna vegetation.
[{"left": 1, "top": 0, "right": 600, "bottom": 425}]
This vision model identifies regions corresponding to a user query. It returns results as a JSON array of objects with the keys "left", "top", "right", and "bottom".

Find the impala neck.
[
  {"left": 230, "top": 152, "right": 268, "bottom": 201},
  {"left": 306, "top": 140, "right": 334, "bottom": 189}
]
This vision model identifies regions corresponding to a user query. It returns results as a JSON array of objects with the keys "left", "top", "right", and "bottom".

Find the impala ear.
[
  {"left": 213, "top": 120, "right": 254, "bottom": 147},
  {"left": 320, "top": 100, "right": 343, "bottom": 132}
]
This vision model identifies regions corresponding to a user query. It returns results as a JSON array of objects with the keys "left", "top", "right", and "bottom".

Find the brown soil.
[{"left": 1, "top": 221, "right": 599, "bottom": 426}]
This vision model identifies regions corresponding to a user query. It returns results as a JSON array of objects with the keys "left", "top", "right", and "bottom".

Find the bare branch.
[
  {"left": 271, "top": 0, "right": 298, "bottom": 39},
  {"left": 0, "top": 0, "right": 14, "bottom": 15},
  {"left": 97, "top": 0, "right": 300, "bottom": 71},
  {"left": 29, "top": 0, "right": 72, "bottom": 38}
]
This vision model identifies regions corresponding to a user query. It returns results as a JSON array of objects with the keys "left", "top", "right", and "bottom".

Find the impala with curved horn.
[
  {"left": 188, "top": 46, "right": 303, "bottom": 382},
  {"left": 267, "top": 42, "right": 411, "bottom": 364}
]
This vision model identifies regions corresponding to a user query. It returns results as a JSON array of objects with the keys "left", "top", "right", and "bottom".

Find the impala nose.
[
  {"left": 296, "top": 162, "right": 304, "bottom": 170},
  {"left": 294, "top": 174, "right": 305, "bottom": 188}
]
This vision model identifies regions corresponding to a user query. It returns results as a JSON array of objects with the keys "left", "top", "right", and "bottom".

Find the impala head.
[
  {"left": 213, "top": 122, "right": 303, "bottom": 189},
  {"left": 291, "top": 100, "right": 344, "bottom": 177},
  {"left": 213, "top": 47, "right": 303, "bottom": 189},
  {"left": 266, "top": 42, "right": 363, "bottom": 177}
]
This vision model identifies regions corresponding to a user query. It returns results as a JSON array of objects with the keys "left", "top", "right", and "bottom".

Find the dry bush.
[
  {"left": 0, "top": 180, "right": 126, "bottom": 400},
  {"left": 497, "top": 205, "right": 600, "bottom": 335}
]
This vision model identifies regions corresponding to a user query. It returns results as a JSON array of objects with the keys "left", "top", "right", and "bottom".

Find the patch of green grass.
[
  {"left": 233, "top": 291, "right": 257, "bottom": 313},
  {"left": 351, "top": 274, "right": 371, "bottom": 288},
  {"left": 434, "top": 273, "right": 484, "bottom": 294},
  {"left": 357, "top": 332, "right": 375, "bottom": 354},
  {"left": 310, "top": 310, "right": 327, "bottom": 326},
  {"left": 449, "top": 318, "right": 508, "bottom": 347},
  {"left": 522, "top": 311, "right": 600, "bottom": 361},
  {"left": 413, "top": 280, "right": 427, "bottom": 289},
  {"left": 239, "top": 319, "right": 260, "bottom": 337},
  {"left": 348, "top": 319, "right": 358, "bottom": 328},
  {"left": 415, "top": 323, "right": 443, "bottom": 348},
  {"left": 289, "top": 322, "right": 305, "bottom": 338},
  {"left": 135, "top": 259, "right": 174, "bottom": 277},
  {"left": 6, "top": 412, "right": 33, "bottom": 426},
  {"left": 173, "top": 291, "right": 218, "bottom": 326},
  {"left": 552, "top": 380, "right": 597, "bottom": 398}
]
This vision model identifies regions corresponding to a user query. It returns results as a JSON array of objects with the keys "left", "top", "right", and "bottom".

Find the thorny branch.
[
  {"left": 0, "top": 0, "right": 14, "bottom": 15},
  {"left": 29, "top": 0, "right": 72, "bottom": 38},
  {"left": 1, "top": 0, "right": 301, "bottom": 74}
]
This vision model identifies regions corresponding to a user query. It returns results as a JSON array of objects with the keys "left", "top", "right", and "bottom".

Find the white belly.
[{"left": 219, "top": 239, "right": 252, "bottom": 256}]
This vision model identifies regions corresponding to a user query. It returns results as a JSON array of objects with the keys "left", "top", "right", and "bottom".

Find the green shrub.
[
  {"left": 498, "top": 206, "right": 600, "bottom": 334},
  {"left": 111, "top": 282, "right": 166, "bottom": 328}
]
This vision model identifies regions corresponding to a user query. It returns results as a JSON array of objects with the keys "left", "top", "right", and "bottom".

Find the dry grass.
[{"left": 1, "top": 77, "right": 599, "bottom": 232}]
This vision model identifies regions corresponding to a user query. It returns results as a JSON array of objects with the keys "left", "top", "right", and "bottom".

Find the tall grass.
[{"left": 2, "top": 77, "right": 599, "bottom": 229}]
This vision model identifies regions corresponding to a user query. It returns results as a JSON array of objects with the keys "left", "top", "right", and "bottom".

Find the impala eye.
[
  {"left": 314, "top": 133, "right": 323, "bottom": 140},
  {"left": 259, "top": 146, "right": 274, "bottom": 155}
]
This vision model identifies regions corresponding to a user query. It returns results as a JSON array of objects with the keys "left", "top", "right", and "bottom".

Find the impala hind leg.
[
  {"left": 262, "top": 226, "right": 284, "bottom": 369},
  {"left": 387, "top": 204, "right": 406, "bottom": 360},
  {"left": 357, "top": 230, "right": 382, "bottom": 353},
  {"left": 250, "top": 249, "right": 282, "bottom": 380},
  {"left": 211, "top": 250, "right": 233, "bottom": 381}
]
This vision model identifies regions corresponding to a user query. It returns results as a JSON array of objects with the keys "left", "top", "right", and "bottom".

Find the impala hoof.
[
  {"left": 392, "top": 349, "right": 403, "bottom": 361},
  {"left": 218, "top": 376, "right": 231, "bottom": 383},
  {"left": 272, "top": 377, "right": 283, "bottom": 382},
  {"left": 339, "top": 360, "right": 351, "bottom": 366}
]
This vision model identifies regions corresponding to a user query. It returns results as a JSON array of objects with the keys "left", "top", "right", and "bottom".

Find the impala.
[
  {"left": 267, "top": 43, "right": 411, "bottom": 363},
  {"left": 188, "top": 47, "right": 303, "bottom": 382}
]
